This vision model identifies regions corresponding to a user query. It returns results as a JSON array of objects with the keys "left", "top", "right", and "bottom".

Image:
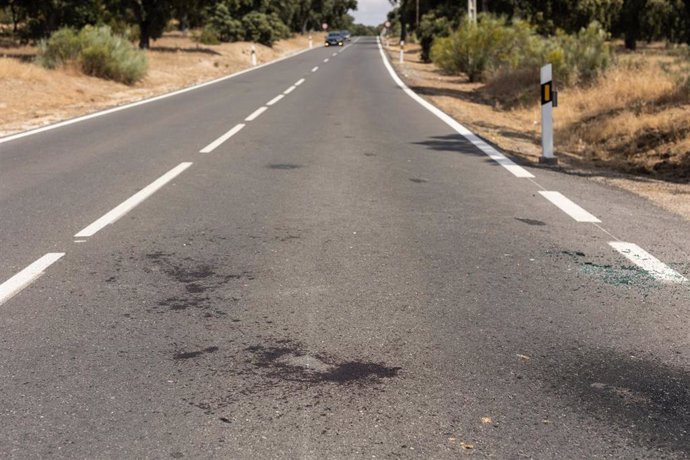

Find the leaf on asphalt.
[
  {"left": 516, "top": 354, "right": 531, "bottom": 361},
  {"left": 481, "top": 416, "right": 492, "bottom": 424},
  {"left": 460, "top": 442, "right": 474, "bottom": 449}
]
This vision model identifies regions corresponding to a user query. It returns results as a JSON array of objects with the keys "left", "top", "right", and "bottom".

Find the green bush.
[
  {"left": 197, "top": 25, "right": 221, "bottom": 45},
  {"left": 430, "top": 15, "right": 516, "bottom": 82},
  {"left": 242, "top": 12, "right": 290, "bottom": 47},
  {"left": 78, "top": 26, "right": 147, "bottom": 84},
  {"left": 37, "top": 26, "right": 147, "bottom": 85},
  {"left": 559, "top": 22, "right": 613, "bottom": 83},
  {"left": 430, "top": 14, "right": 612, "bottom": 85},
  {"left": 37, "top": 28, "right": 81, "bottom": 68},
  {"left": 207, "top": 3, "right": 243, "bottom": 42}
]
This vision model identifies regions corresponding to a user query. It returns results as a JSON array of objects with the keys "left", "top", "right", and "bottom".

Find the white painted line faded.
[
  {"left": 311, "top": 66, "right": 319, "bottom": 72},
  {"left": 295, "top": 78, "right": 306, "bottom": 86},
  {"left": 0, "top": 46, "right": 318, "bottom": 145},
  {"left": 284, "top": 86, "right": 296, "bottom": 94},
  {"left": 75, "top": 162, "right": 192, "bottom": 238},
  {"left": 324, "top": 58, "right": 329, "bottom": 62},
  {"left": 0, "top": 253, "right": 65, "bottom": 306},
  {"left": 376, "top": 38, "right": 534, "bottom": 179},
  {"left": 609, "top": 242, "right": 687, "bottom": 283},
  {"left": 245, "top": 106, "right": 268, "bottom": 121},
  {"left": 539, "top": 191, "right": 601, "bottom": 223},
  {"left": 267, "top": 95, "right": 284, "bottom": 106},
  {"left": 332, "top": 52, "right": 338, "bottom": 56},
  {"left": 200, "top": 124, "right": 245, "bottom": 153}
]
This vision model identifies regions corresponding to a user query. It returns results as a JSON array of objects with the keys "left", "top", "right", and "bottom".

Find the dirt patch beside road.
[{"left": 0, "top": 32, "right": 322, "bottom": 137}]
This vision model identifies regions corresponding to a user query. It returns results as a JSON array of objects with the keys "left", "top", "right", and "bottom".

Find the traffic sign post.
[{"left": 540, "top": 64, "right": 558, "bottom": 165}]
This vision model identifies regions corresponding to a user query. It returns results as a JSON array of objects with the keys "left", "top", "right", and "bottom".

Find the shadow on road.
[{"left": 533, "top": 343, "right": 690, "bottom": 455}]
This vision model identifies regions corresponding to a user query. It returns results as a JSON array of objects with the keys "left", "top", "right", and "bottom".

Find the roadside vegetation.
[
  {"left": 384, "top": 0, "right": 690, "bottom": 181},
  {"left": 38, "top": 26, "right": 147, "bottom": 84},
  {"left": 0, "top": 0, "right": 372, "bottom": 85}
]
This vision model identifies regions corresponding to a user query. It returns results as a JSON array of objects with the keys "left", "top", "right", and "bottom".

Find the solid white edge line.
[
  {"left": 311, "top": 66, "right": 319, "bottom": 72},
  {"left": 295, "top": 78, "right": 306, "bottom": 86},
  {"left": 284, "top": 86, "right": 296, "bottom": 94},
  {"left": 267, "top": 95, "right": 284, "bottom": 106},
  {"left": 0, "top": 46, "right": 318, "bottom": 145},
  {"left": 0, "top": 253, "right": 65, "bottom": 306},
  {"left": 375, "top": 37, "right": 534, "bottom": 179},
  {"left": 200, "top": 123, "right": 245, "bottom": 153},
  {"left": 245, "top": 106, "right": 268, "bottom": 122},
  {"left": 74, "top": 162, "right": 192, "bottom": 238},
  {"left": 609, "top": 242, "right": 687, "bottom": 283},
  {"left": 538, "top": 191, "right": 601, "bottom": 223}
]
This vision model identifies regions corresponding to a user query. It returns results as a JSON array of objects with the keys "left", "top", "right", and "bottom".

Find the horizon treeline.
[
  {"left": 0, "top": 0, "right": 367, "bottom": 48},
  {"left": 389, "top": 0, "right": 690, "bottom": 50}
]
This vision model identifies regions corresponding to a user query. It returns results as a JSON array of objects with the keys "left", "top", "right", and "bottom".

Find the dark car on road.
[{"left": 325, "top": 32, "right": 344, "bottom": 47}]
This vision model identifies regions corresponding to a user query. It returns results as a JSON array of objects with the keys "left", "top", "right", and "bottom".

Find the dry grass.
[
  {"left": 0, "top": 31, "right": 323, "bottom": 136},
  {"left": 386, "top": 41, "right": 690, "bottom": 220}
]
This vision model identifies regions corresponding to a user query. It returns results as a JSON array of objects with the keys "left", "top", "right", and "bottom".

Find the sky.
[{"left": 351, "top": 0, "right": 393, "bottom": 26}]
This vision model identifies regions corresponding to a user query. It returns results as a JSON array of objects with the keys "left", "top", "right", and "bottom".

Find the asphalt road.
[{"left": 0, "top": 37, "right": 689, "bottom": 459}]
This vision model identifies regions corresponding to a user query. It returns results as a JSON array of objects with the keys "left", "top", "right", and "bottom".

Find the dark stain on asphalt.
[
  {"left": 364, "top": 152, "right": 376, "bottom": 157},
  {"left": 321, "top": 362, "right": 401, "bottom": 383},
  {"left": 174, "top": 346, "right": 219, "bottom": 360},
  {"left": 534, "top": 343, "right": 690, "bottom": 456},
  {"left": 515, "top": 217, "right": 546, "bottom": 226},
  {"left": 246, "top": 342, "right": 401, "bottom": 385},
  {"left": 268, "top": 163, "right": 302, "bottom": 170},
  {"left": 164, "top": 264, "right": 216, "bottom": 284},
  {"left": 409, "top": 178, "right": 428, "bottom": 183},
  {"left": 185, "top": 283, "right": 205, "bottom": 293},
  {"left": 146, "top": 251, "right": 254, "bottom": 314}
]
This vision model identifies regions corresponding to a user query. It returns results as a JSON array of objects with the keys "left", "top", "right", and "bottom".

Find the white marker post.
[
  {"left": 540, "top": 64, "right": 557, "bottom": 165},
  {"left": 251, "top": 45, "right": 257, "bottom": 66},
  {"left": 308, "top": 35, "right": 313, "bottom": 49},
  {"left": 399, "top": 40, "right": 404, "bottom": 63}
]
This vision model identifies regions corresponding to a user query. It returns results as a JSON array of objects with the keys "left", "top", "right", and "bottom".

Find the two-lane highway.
[{"left": 1, "top": 37, "right": 688, "bottom": 458}]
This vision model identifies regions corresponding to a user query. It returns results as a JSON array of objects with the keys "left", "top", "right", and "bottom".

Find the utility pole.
[{"left": 467, "top": 0, "right": 477, "bottom": 23}]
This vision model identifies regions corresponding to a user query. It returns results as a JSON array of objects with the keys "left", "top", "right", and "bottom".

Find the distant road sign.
[{"left": 322, "top": 23, "right": 328, "bottom": 30}]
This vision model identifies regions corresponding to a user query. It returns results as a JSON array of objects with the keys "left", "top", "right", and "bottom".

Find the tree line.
[
  {"left": 0, "top": 0, "right": 360, "bottom": 48},
  {"left": 390, "top": 0, "right": 690, "bottom": 52}
]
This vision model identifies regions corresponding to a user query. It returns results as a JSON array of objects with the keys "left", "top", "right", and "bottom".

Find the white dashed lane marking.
[
  {"left": 245, "top": 106, "right": 268, "bottom": 121},
  {"left": 311, "top": 66, "right": 319, "bottom": 72},
  {"left": 0, "top": 253, "right": 65, "bottom": 306},
  {"left": 284, "top": 85, "right": 296, "bottom": 94},
  {"left": 539, "top": 191, "right": 601, "bottom": 223},
  {"left": 267, "top": 95, "right": 284, "bottom": 106},
  {"left": 74, "top": 162, "right": 193, "bottom": 238},
  {"left": 609, "top": 242, "right": 687, "bottom": 283},
  {"left": 200, "top": 124, "right": 245, "bottom": 153}
]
